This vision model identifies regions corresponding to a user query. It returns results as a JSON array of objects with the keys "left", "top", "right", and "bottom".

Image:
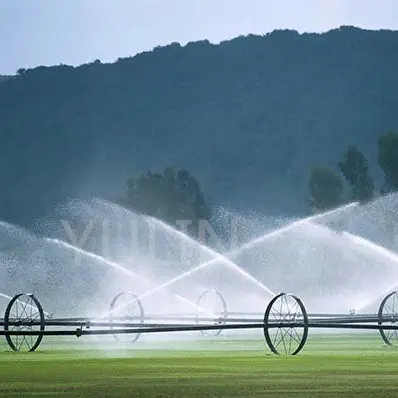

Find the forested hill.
[{"left": 1, "top": 26, "right": 398, "bottom": 226}]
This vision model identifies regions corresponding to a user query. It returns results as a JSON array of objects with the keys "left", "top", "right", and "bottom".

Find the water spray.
[
  {"left": 45, "top": 238, "right": 215, "bottom": 319},
  {"left": 129, "top": 202, "right": 358, "bottom": 308}
]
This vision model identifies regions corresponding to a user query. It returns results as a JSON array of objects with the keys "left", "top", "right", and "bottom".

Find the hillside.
[{"left": 1, "top": 26, "right": 398, "bottom": 226}]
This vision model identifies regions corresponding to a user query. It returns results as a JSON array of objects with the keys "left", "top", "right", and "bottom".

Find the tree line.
[
  {"left": 308, "top": 132, "right": 398, "bottom": 212},
  {"left": 118, "top": 131, "right": 398, "bottom": 238}
]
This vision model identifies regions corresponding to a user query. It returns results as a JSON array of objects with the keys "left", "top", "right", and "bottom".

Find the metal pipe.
[{"left": 1, "top": 321, "right": 398, "bottom": 336}]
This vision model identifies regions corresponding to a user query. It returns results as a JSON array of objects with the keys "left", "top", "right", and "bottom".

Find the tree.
[
  {"left": 377, "top": 132, "right": 398, "bottom": 245},
  {"left": 338, "top": 146, "right": 374, "bottom": 203},
  {"left": 124, "top": 167, "right": 211, "bottom": 235},
  {"left": 378, "top": 132, "right": 398, "bottom": 193},
  {"left": 308, "top": 166, "right": 344, "bottom": 212}
]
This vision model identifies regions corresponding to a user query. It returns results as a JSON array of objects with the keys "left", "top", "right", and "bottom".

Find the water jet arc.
[
  {"left": 135, "top": 202, "right": 358, "bottom": 304},
  {"left": 44, "top": 238, "right": 215, "bottom": 318}
]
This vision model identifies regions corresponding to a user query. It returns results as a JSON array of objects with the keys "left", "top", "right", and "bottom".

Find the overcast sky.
[{"left": 1, "top": 0, "right": 397, "bottom": 74}]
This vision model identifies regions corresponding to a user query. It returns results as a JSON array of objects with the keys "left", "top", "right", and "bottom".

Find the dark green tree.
[
  {"left": 378, "top": 132, "right": 398, "bottom": 193},
  {"left": 377, "top": 132, "right": 398, "bottom": 245},
  {"left": 124, "top": 167, "right": 211, "bottom": 235},
  {"left": 308, "top": 166, "right": 344, "bottom": 212},
  {"left": 338, "top": 146, "right": 374, "bottom": 203}
]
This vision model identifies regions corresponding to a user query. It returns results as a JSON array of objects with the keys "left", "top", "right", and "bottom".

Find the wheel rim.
[
  {"left": 378, "top": 291, "right": 398, "bottom": 346},
  {"left": 4, "top": 293, "right": 45, "bottom": 352},
  {"left": 196, "top": 290, "right": 227, "bottom": 337},
  {"left": 109, "top": 292, "right": 144, "bottom": 343},
  {"left": 263, "top": 292, "right": 308, "bottom": 355}
]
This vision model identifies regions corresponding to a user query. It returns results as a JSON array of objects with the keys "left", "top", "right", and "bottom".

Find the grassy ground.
[{"left": 0, "top": 333, "right": 397, "bottom": 397}]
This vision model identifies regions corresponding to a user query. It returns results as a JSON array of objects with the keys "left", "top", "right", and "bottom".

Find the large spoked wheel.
[
  {"left": 109, "top": 292, "right": 144, "bottom": 343},
  {"left": 378, "top": 291, "right": 398, "bottom": 346},
  {"left": 263, "top": 293, "right": 308, "bottom": 355},
  {"left": 4, "top": 293, "right": 45, "bottom": 352},
  {"left": 196, "top": 290, "right": 227, "bottom": 337}
]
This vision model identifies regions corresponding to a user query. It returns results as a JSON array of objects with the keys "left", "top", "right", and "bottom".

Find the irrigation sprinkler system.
[{"left": 1, "top": 290, "right": 397, "bottom": 355}]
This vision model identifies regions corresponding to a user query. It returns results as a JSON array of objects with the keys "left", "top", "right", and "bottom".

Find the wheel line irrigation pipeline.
[
  {"left": 0, "top": 314, "right": 396, "bottom": 327},
  {"left": 1, "top": 321, "right": 398, "bottom": 337},
  {"left": 2, "top": 290, "right": 398, "bottom": 355}
]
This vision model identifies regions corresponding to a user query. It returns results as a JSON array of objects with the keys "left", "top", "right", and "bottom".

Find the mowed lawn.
[{"left": 0, "top": 334, "right": 398, "bottom": 397}]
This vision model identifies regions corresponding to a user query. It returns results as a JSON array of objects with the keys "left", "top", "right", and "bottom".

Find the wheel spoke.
[
  {"left": 110, "top": 292, "right": 144, "bottom": 343},
  {"left": 4, "top": 294, "right": 45, "bottom": 352},
  {"left": 263, "top": 293, "right": 308, "bottom": 356},
  {"left": 196, "top": 290, "right": 227, "bottom": 337}
]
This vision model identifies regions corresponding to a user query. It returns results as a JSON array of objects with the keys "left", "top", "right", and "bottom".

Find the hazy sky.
[{"left": 1, "top": 0, "right": 397, "bottom": 74}]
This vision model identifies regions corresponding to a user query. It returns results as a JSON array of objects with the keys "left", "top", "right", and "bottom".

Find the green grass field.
[{"left": 0, "top": 333, "right": 398, "bottom": 397}]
